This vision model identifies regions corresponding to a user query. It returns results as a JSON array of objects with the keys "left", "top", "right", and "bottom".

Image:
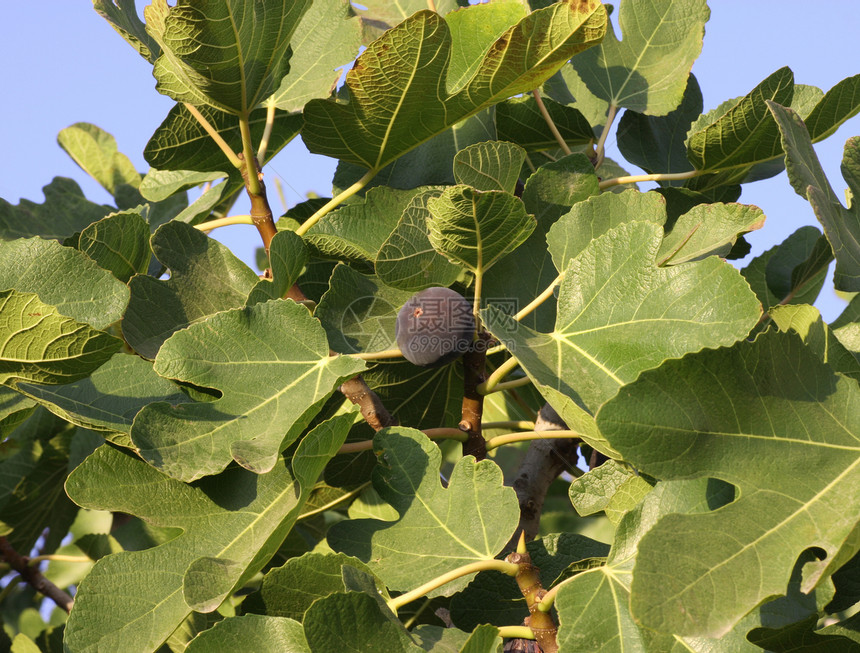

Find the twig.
[
  {"left": 0, "top": 537, "right": 74, "bottom": 613},
  {"left": 340, "top": 375, "right": 398, "bottom": 432},
  {"left": 238, "top": 152, "right": 277, "bottom": 256},
  {"left": 506, "top": 544, "right": 559, "bottom": 653},
  {"left": 532, "top": 88, "right": 571, "bottom": 155}
]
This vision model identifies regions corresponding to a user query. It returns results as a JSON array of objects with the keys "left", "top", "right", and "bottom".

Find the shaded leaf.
[
  {"left": 0, "top": 237, "right": 129, "bottom": 330},
  {"left": 305, "top": 187, "right": 428, "bottom": 265},
  {"left": 450, "top": 532, "right": 609, "bottom": 631},
  {"left": 0, "top": 290, "right": 121, "bottom": 386},
  {"left": 328, "top": 428, "right": 518, "bottom": 596},
  {"left": 185, "top": 615, "right": 309, "bottom": 653},
  {"left": 315, "top": 265, "right": 412, "bottom": 354},
  {"left": 741, "top": 226, "right": 830, "bottom": 311},
  {"left": 0, "top": 178, "right": 111, "bottom": 241},
  {"left": 616, "top": 73, "right": 701, "bottom": 179},
  {"left": 769, "top": 103, "right": 860, "bottom": 291},
  {"left": 452, "top": 141, "right": 526, "bottom": 194},
  {"left": 14, "top": 352, "right": 190, "bottom": 441},
  {"left": 145, "top": 0, "right": 312, "bottom": 114},
  {"left": 145, "top": 103, "right": 303, "bottom": 175},
  {"left": 139, "top": 169, "right": 225, "bottom": 202},
  {"left": 245, "top": 230, "right": 308, "bottom": 307},
  {"left": 78, "top": 209, "right": 151, "bottom": 283},
  {"left": 64, "top": 412, "right": 354, "bottom": 653},
  {"left": 302, "top": 2, "right": 607, "bottom": 172},
  {"left": 376, "top": 191, "right": 463, "bottom": 292},
  {"left": 57, "top": 122, "right": 141, "bottom": 197},
  {"left": 243, "top": 551, "right": 380, "bottom": 621},
  {"left": 94, "top": 0, "right": 160, "bottom": 62},
  {"left": 427, "top": 186, "right": 535, "bottom": 274},
  {"left": 131, "top": 299, "right": 365, "bottom": 481},
  {"left": 570, "top": 0, "right": 709, "bottom": 115},
  {"left": 495, "top": 94, "right": 593, "bottom": 153},
  {"left": 484, "top": 221, "right": 760, "bottom": 413},
  {"left": 123, "top": 221, "right": 259, "bottom": 359},
  {"left": 303, "top": 591, "right": 423, "bottom": 653},
  {"left": 569, "top": 460, "right": 654, "bottom": 524},
  {"left": 597, "top": 331, "right": 860, "bottom": 637},
  {"left": 769, "top": 304, "right": 860, "bottom": 382}
]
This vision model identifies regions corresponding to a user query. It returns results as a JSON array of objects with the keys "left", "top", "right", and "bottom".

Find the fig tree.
[{"left": 395, "top": 287, "right": 475, "bottom": 367}]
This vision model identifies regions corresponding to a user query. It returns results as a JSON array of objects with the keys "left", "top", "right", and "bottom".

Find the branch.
[
  {"left": 507, "top": 404, "right": 580, "bottom": 545},
  {"left": 0, "top": 537, "right": 74, "bottom": 613},
  {"left": 460, "top": 333, "right": 492, "bottom": 460},
  {"left": 532, "top": 88, "right": 571, "bottom": 156},
  {"left": 506, "top": 546, "right": 559, "bottom": 653}
]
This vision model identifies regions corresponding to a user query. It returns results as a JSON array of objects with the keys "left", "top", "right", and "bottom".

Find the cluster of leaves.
[{"left": 0, "top": 0, "right": 859, "bottom": 652}]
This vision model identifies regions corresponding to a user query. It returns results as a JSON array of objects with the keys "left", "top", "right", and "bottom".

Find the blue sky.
[{"left": 1, "top": 2, "right": 858, "bottom": 321}]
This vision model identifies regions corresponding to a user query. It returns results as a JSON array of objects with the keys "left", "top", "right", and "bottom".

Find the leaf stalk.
[
  {"left": 387, "top": 559, "right": 519, "bottom": 613},
  {"left": 296, "top": 169, "right": 377, "bottom": 236}
]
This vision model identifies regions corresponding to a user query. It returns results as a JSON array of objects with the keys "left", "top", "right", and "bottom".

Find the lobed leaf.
[
  {"left": 569, "top": 0, "right": 710, "bottom": 115},
  {"left": 302, "top": 1, "right": 606, "bottom": 173},
  {"left": 131, "top": 299, "right": 365, "bottom": 481},
  {"left": 78, "top": 209, "right": 151, "bottom": 283},
  {"left": 57, "top": 122, "right": 141, "bottom": 197},
  {"left": 427, "top": 186, "right": 536, "bottom": 274},
  {"left": 597, "top": 331, "right": 860, "bottom": 637},
  {"left": 64, "top": 412, "right": 354, "bottom": 653},
  {"left": 328, "top": 428, "right": 519, "bottom": 596},
  {"left": 485, "top": 221, "right": 761, "bottom": 413},
  {"left": 768, "top": 103, "right": 860, "bottom": 291},
  {"left": 145, "top": 0, "right": 311, "bottom": 114}
]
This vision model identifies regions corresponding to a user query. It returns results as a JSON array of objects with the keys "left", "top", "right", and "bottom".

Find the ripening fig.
[{"left": 395, "top": 287, "right": 475, "bottom": 367}]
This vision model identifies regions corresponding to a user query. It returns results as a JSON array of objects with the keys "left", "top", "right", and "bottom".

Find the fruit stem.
[
  {"left": 594, "top": 102, "right": 617, "bottom": 169},
  {"left": 497, "top": 626, "right": 536, "bottom": 640},
  {"left": 183, "top": 102, "right": 242, "bottom": 169},
  {"left": 194, "top": 215, "right": 253, "bottom": 232},
  {"left": 348, "top": 348, "right": 403, "bottom": 361}
]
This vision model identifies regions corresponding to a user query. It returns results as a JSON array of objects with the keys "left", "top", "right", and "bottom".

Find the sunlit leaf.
[
  {"left": 64, "top": 412, "right": 354, "bottom": 653},
  {"left": 597, "top": 330, "right": 860, "bottom": 637},
  {"left": 769, "top": 103, "right": 860, "bottom": 291},
  {"left": 57, "top": 122, "right": 141, "bottom": 197},
  {"left": 328, "top": 428, "right": 518, "bottom": 596},
  {"left": 570, "top": 0, "right": 709, "bottom": 115},
  {"left": 452, "top": 141, "right": 526, "bottom": 194},
  {"left": 302, "top": 1, "right": 606, "bottom": 173},
  {"left": 145, "top": 0, "right": 312, "bottom": 114},
  {"left": 485, "top": 221, "right": 761, "bottom": 412}
]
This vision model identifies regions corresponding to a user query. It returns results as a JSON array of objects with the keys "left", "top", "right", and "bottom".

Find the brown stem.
[
  {"left": 238, "top": 152, "right": 278, "bottom": 256},
  {"left": 287, "top": 283, "right": 399, "bottom": 431},
  {"left": 0, "top": 537, "right": 74, "bottom": 613},
  {"left": 508, "top": 404, "right": 580, "bottom": 547},
  {"left": 459, "top": 334, "right": 491, "bottom": 460},
  {"left": 506, "top": 549, "right": 558, "bottom": 653}
]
